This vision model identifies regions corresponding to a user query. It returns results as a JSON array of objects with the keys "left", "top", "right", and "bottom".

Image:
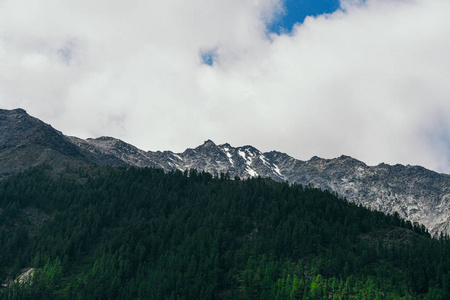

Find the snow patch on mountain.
[{"left": 246, "top": 167, "right": 258, "bottom": 177}]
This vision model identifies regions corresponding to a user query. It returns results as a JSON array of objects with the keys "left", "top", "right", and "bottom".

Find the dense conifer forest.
[{"left": 0, "top": 164, "right": 449, "bottom": 299}]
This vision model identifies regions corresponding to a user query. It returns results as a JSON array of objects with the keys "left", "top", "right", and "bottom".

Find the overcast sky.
[{"left": 0, "top": 0, "right": 449, "bottom": 173}]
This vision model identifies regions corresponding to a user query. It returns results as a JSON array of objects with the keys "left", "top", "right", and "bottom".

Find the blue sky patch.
[
  {"left": 201, "top": 49, "right": 218, "bottom": 66},
  {"left": 268, "top": 0, "right": 341, "bottom": 34}
]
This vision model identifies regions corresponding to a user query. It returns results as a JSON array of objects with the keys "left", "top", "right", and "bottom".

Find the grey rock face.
[
  {"left": 73, "top": 136, "right": 450, "bottom": 235},
  {"left": 68, "top": 136, "right": 144, "bottom": 167},
  {"left": 1, "top": 108, "right": 449, "bottom": 236},
  {"left": 0, "top": 109, "right": 89, "bottom": 179},
  {"left": 282, "top": 155, "right": 450, "bottom": 236}
]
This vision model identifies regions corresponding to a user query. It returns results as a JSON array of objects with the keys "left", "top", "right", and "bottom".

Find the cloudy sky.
[{"left": 0, "top": 0, "right": 449, "bottom": 173}]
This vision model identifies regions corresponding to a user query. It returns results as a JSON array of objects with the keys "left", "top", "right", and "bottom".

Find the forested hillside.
[{"left": 0, "top": 165, "right": 449, "bottom": 299}]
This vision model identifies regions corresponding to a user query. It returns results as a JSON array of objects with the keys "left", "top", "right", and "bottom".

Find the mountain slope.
[
  {"left": 0, "top": 109, "right": 130, "bottom": 179},
  {"left": 0, "top": 109, "right": 89, "bottom": 179},
  {"left": 74, "top": 136, "right": 450, "bottom": 235},
  {"left": 1, "top": 165, "right": 448, "bottom": 298},
  {"left": 1, "top": 108, "right": 449, "bottom": 235},
  {"left": 282, "top": 155, "right": 450, "bottom": 236}
]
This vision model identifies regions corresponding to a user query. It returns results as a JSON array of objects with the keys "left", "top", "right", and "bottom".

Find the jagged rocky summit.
[{"left": 1, "top": 108, "right": 449, "bottom": 236}]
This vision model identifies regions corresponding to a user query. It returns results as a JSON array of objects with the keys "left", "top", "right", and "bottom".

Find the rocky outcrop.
[{"left": 1, "top": 268, "right": 35, "bottom": 288}]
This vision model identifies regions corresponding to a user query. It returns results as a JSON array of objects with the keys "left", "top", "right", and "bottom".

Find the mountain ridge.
[{"left": 1, "top": 108, "right": 449, "bottom": 235}]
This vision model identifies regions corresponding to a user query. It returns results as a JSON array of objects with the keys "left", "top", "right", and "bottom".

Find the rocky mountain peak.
[
  {"left": 0, "top": 108, "right": 88, "bottom": 179},
  {"left": 337, "top": 154, "right": 354, "bottom": 161},
  {"left": 11, "top": 108, "right": 27, "bottom": 114},
  {"left": 1, "top": 108, "right": 449, "bottom": 236},
  {"left": 203, "top": 139, "right": 216, "bottom": 146},
  {"left": 195, "top": 139, "right": 218, "bottom": 151},
  {"left": 0, "top": 107, "right": 27, "bottom": 116}
]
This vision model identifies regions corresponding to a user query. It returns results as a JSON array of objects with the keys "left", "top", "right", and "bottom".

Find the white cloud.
[{"left": 0, "top": 0, "right": 449, "bottom": 173}]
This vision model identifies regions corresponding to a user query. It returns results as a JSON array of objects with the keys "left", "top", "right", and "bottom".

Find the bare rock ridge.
[
  {"left": 0, "top": 108, "right": 87, "bottom": 178},
  {"left": 0, "top": 108, "right": 125, "bottom": 179},
  {"left": 1, "top": 108, "right": 449, "bottom": 236}
]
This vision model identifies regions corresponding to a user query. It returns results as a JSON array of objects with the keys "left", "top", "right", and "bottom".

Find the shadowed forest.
[{"left": 0, "top": 165, "right": 449, "bottom": 299}]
